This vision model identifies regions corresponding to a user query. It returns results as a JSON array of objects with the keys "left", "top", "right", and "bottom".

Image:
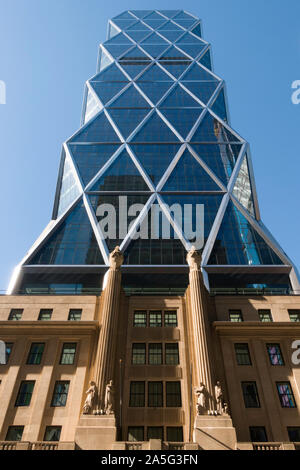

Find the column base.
[
  {"left": 75, "top": 415, "right": 117, "bottom": 450},
  {"left": 193, "top": 415, "right": 237, "bottom": 450}
]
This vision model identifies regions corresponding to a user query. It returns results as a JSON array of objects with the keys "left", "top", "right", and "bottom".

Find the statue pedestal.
[
  {"left": 75, "top": 415, "right": 117, "bottom": 450},
  {"left": 193, "top": 415, "right": 237, "bottom": 450}
]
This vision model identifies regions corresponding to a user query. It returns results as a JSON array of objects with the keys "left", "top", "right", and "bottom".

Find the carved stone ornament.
[
  {"left": 82, "top": 381, "right": 97, "bottom": 415},
  {"left": 109, "top": 246, "right": 124, "bottom": 271},
  {"left": 186, "top": 246, "right": 202, "bottom": 272},
  {"left": 104, "top": 380, "right": 115, "bottom": 415},
  {"left": 194, "top": 383, "right": 207, "bottom": 415}
]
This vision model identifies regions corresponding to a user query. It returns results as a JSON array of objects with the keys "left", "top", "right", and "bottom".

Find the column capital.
[
  {"left": 109, "top": 246, "right": 124, "bottom": 271},
  {"left": 186, "top": 246, "right": 202, "bottom": 272}
]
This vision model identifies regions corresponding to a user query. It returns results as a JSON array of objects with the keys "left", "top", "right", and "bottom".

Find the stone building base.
[
  {"left": 75, "top": 415, "right": 117, "bottom": 450},
  {"left": 193, "top": 415, "right": 237, "bottom": 450}
]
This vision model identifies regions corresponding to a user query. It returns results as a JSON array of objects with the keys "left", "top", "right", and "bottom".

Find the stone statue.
[
  {"left": 109, "top": 246, "right": 124, "bottom": 271},
  {"left": 104, "top": 380, "right": 114, "bottom": 415},
  {"left": 83, "top": 381, "right": 97, "bottom": 414},
  {"left": 195, "top": 383, "right": 207, "bottom": 415},
  {"left": 186, "top": 246, "right": 202, "bottom": 272},
  {"left": 215, "top": 381, "right": 224, "bottom": 415}
]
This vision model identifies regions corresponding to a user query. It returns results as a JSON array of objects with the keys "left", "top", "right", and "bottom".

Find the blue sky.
[{"left": 0, "top": 0, "right": 299, "bottom": 291}]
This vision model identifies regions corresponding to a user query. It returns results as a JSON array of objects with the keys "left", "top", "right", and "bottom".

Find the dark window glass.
[
  {"left": 164, "top": 310, "right": 177, "bottom": 327},
  {"left": 258, "top": 309, "right": 272, "bottom": 322},
  {"left": 129, "top": 382, "right": 145, "bottom": 407},
  {"left": 60, "top": 343, "right": 76, "bottom": 365},
  {"left": 267, "top": 344, "right": 284, "bottom": 366},
  {"left": 5, "top": 343, "right": 13, "bottom": 363},
  {"left": 68, "top": 309, "right": 82, "bottom": 321},
  {"left": 27, "top": 343, "right": 45, "bottom": 365},
  {"left": 149, "top": 344, "right": 162, "bottom": 365},
  {"left": 242, "top": 382, "right": 260, "bottom": 408},
  {"left": 249, "top": 426, "right": 267, "bottom": 442},
  {"left": 128, "top": 426, "right": 144, "bottom": 442},
  {"left": 38, "top": 309, "right": 53, "bottom": 321},
  {"left": 8, "top": 309, "right": 23, "bottom": 320},
  {"left": 5, "top": 426, "right": 24, "bottom": 441},
  {"left": 15, "top": 381, "right": 35, "bottom": 406},
  {"left": 166, "top": 427, "right": 183, "bottom": 442},
  {"left": 51, "top": 381, "right": 70, "bottom": 407},
  {"left": 288, "top": 310, "right": 300, "bottom": 322},
  {"left": 148, "top": 382, "right": 163, "bottom": 407},
  {"left": 165, "top": 344, "right": 179, "bottom": 365},
  {"left": 276, "top": 382, "right": 296, "bottom": 408},
  {"left": 44, "top": 426, "right": 62, "bottom": 442},
  {"left": 133, "top": 311, "right": 147, "bottom": 327},
  {"left": 287, "top": 427, "right": 300, "bottom": 442},
  {"left": 229, "top": 310, "right": 243, "bottom": 322},
  {"left": 132, "top": 343, "right": 146, "bottom": 365},
  {"left": 166, "top": 382, "right": 181, "bottom": 407},
  {"left": 149, "top": 311, "right": 162, "bottom": 327},
  {"left": 147, "top": 426, "right": 164, "bottom": 440},
  {"left": 234, "top": 344, "right": 251, "bottom": 366}
]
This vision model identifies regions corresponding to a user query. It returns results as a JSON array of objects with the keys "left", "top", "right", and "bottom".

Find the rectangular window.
[
  {"left": 38, "top": 309, "right": 53, "bottom": 321},
  {"left": 51, "top": 381, "right": 70, "bottom": 407},
  {"left": 249, "top": 426, "right": 268, "bottom": 442},
  {"left": 165, "top": 344, "right": 179, "bottom": 365},
  {"left": 288, "top": 310, "right": 300, "bottom": 322},
  {"left": 129, "top": 382, "right": 145, "bottom": 407},
  {"left": 27, "top": 343, "right": 45, "bottom": 365},
  {"left": 166, "top": 427, "right": 183, "bottom": 442},
  {"left": 149, "top": 343, "right": 162, "bottom": 365},
  {"left": 5, "top": 426, "right": 24, "bottom": 441},
  {"left": 8, "top": 309, "right": 23, "bottom": 320},
  {"left": 229, "top": 309, "right": 243, "bottom": 322},
  {"left": 60, "top": 343, "right": 76, "bottom": 365},
  {"left": 5, "top": 343, "right": 13, "bottom": 363},
  {"left": 68, "top": 309, "right": 82, "bottom": 321},
  {"left": 132, "top": 343, "right": 146, "bottom": 365},
  {"left": 15, "top": 381, "right": 35, "bottom": 406},
  {"left": 267, "top": 344, "right": 284, "bottom": 366},
  {"left": 147, "top": 426, "right": 164, "bottom": 440},
  {"left": 128, "top": 426, "right": 144, "bottom": 442},
  {"left": 44, "top": 426, "right": 62, "bottom": 442},
  {"left": 148, "top": 382, "right": 163, "bottom": 407},
  {"left": 276, "top": 382, "right": 296, "bottom": 408},
  {"left": 234, "top": 343, "right": 252, "bottom": 366},
  {"left": 149, "top": 311, "right": 162, "bottom": 327},
  {"left": 133, "top": 311, "right": 147, "bottom": 327},
  {"left": 164, "top": 310, "right": 178, "bottom": 327},
  {"left": 166, "top": 382, "right": 182, "bottom": 407},
  {"left": 258, "top": 309, "right": 273, "bottom": 322},
  {"left": 287, "top": 427, "right": 300, "bottom": 442},
  {"left": 242, "top": 382, "right": 260, "bottom": 408}
]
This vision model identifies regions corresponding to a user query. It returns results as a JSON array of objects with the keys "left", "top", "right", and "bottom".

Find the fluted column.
[{"left": 187, "top": 247, "right": 214, "bottom": 412}]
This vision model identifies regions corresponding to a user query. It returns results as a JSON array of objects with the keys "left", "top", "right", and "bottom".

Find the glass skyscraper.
[{"left": 9, "top": 9, "right": 299, "bottom": 295}]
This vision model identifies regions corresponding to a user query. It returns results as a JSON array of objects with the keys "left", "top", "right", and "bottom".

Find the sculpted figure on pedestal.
[
  {"left": 109, "top": 246, "right": 124, "bottom": 271},
  {"left": 83, "top": 381, "right": 97, "bottom": 415},
  {"left": 104, "top": 380, "right": 115, "bottom": 415},
  {"left": 215, "top": 381, "right": 224, "bottom": 415},
  {"left": 195, "top": 383, "right": 207, "bottom": 415}
]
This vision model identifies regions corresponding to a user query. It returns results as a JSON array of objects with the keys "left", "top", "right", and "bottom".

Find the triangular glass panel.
[
  {"left": 131, "top": 112, "right": 180, "bottom": 142},
  {"left": 158, "top": 10, "right": 181, "bottom": 18},
  {"left": 208, "top": 201, "right": 283, "bottom": 265},
  {"left": 173, "top": 11, "right": 195, "bottom": 20},
  {"left": 181, "top": 63, "right": 218, "bottom": 81},
  {"left": 84, "top": 89, "right": 101, "bottom": 124},
  {"left": 161, "top": 193, "right": 223, "bottom": 246},
  {"left": 113, "top": 11, "right": 135, "bottom": 20},
  {"left": 89, "top": 193, "right": 151, "bottom": 252},
  {"left": 139, "top": 44, "right": 169, "bottom": 59},
  {"left": 129, "top": 10, "right": 152, "bottom": 18},
  {"left": 126, "top": 22, "right": 151, "bottom": 31},
  {"left": 159, "top": 84, "right": 202, "bottom": 108},
  {"left": 108, "top": 84, "right": 150, "bottom": 108},
  {"left": 191, "top": 24, "right": 202, "bottom": 38},
  {"left": 124, "top": 30, "right": 151, "bottom": 42},
  {"left": 175, "top": 43, "right": 206, "bottom": 58},
  {"left": 181, "top": 81, "right": 219, "bottom": 104},
  {"left": 68, "top": 143, "right": 120, "bottom": 186},
  {"left": 129, "top": 143, "right": 181, "bottom": 185},
  {"left": 175, "top": 33, "right": 206, "bottom": 45},
  {"left": 90, "top": 149, "right": 150, "bottom": 191},
  {"left": 158, "top": 61, "right": 191, "bottom": 79},
  {"left": 160, "top": 45, "right": 189, "bottom": 60},
  {"left": 172, "top": 18, "right": 197, "bottom": 29},
  {"left": 190, "top": 143, "right": 242, "bottom": 184},
  {"left": 138, "top": 63, "right": 174, "bottom": 81},
  {"left": 210, "top": 88, "right": 228, "bottom": 122},
  {"left": 71, "top": 112, "right": 121, "bottom": 143},
  {"left": 199, "top": 49, "right": 212, "bottom": 70},
  {"left": 90, "top": 81, "right": 127, "bottom": 105},
  {"left": 162, "top": 149, "right": 221, "bottom": 191},
  {"left": 108, "top": 109, "right": 150, "bottom": 139},
  {"left": 123, "top": 200, "right": 187, "bottom": 265},
  {"left": 112, "top": 19, "right": 137, "bottom": 30},
  {"left": 160, "top": 108, "right": 203, "bottom": 139},
  {"left": 136, "top": 82, "right": 171, "bottom": 105},
  {"left": 28, "top": 199, "right": 105, "bottom": 265},
  {"left": 140, "top": 32, "right": 169, "bottom": 45},
  {"left": 157, "top": 29, "right": 185, "bottom": 42},
  {"left": 191, "top": 113, "right": 241, "bottom": 143},
  {"left": 108, "top": 23, "right": 120, "bottom": 40},
  {"left": 103, "top": 44, "right": 133, "bottom": 59},
  {"left": 104, "top": 32, "right": 134, "bottom": 45},
  {"left": 158, "top": 21, "right": 183, "bottom": 31},
  {"left": 92, "top": 63, "right": 129, "bottom": 82},
  {"left": 99, "top": 49, "right": 113, "bottom": 72},
  {"left": 232, "top": 156, "right": 255, "bottom": 216},
  {"left": 143, "top": 19, "right": 167, "bottom": 28},
  {"left": 120, "top": 46, "right": 150, "bottom": 60},
  {"left": 57, "top": 152, "right": 81, "bottom": 218},
  {"left": 143, "top": 11, "right": 164, "bottom": 20},
  {"left": 119, "top": 62, "right": 150, "bottom": 79}
]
